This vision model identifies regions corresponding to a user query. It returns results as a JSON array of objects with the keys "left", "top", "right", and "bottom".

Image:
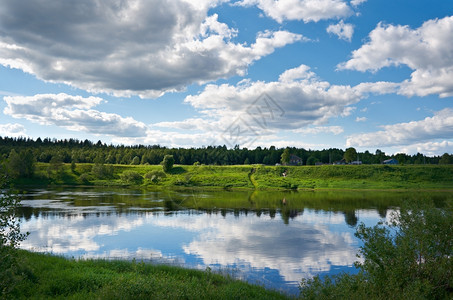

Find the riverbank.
[
  {"left": 12, "top": 163, "right": 453, "bottom": 190},
  {"left": 10, "top": 250, "right": 291, "bottom": 299}
]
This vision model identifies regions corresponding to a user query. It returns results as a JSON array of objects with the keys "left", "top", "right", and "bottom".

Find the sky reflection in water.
[{"left": 18, "top": 188, "right": 397, "bottom": 295}]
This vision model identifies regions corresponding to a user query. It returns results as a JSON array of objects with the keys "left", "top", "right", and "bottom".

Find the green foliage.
[
  {"left": 7, "top": 149, "right": 35, "bottom": 178},
  {"left": 78, "top": 173, "right": 91, "bottom": 184},
  {"left": 281, "top": 148, "right": 290, "bottom": 165},
  {"left": 47, "top": 155, "right": 64, "bottom": 179},
  {"left": 161, "top": 155, "right": 174, "bottom": 173},
  {"left": 145, "top": 170, "right": 166, "bottom": 183},
  {"left": 70, "top": 161, "right": 76, "bottom": 173},
  {"left": 0, "top": 136, "right": 449, "bottom": 167},
  {"left": 12, "top": 251, "right": 290, "bottom": 299},
  {"left": 91, "top": 163, "right": 114, "bottom": 179},
  {"left": 120, "top": 171, "right": 143, "bottom": 184},
  {"left": 306, "top": 156, "right": 319, "bottom": 165},
  {"left": 344, "top": 147, "right": 357, "bottom": 163},
  {"left": 0, "top": 178, "right": 29, "bottom": 297},
  {"left": 300, "top": 200, "right": 453, "bottom": 299},
  {"left": 439, "top": 153, "right": 452, "bottom": 164},
  {"left": 131, "top": 156, "right": 140, "bottom": 165}
]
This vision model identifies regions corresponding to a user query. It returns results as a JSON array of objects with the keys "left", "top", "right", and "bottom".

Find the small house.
[
  {"left": 383, "top": 158, "right": 398, "bottom": 165},
  {"left": 350, "top": 160, "right": 362, "bottom": 165},
  {"left": 289, "top": 154, "right": 303, "bottom": 166},
  {"left": 334, "top": 159, "right": 346, "bottom": 165}
]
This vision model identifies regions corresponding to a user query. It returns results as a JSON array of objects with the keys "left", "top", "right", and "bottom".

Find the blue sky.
[{"left": 0, "top": 0, "right": 452, "bottom": 155}]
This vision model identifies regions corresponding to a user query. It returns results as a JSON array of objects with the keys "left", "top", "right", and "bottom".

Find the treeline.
[{"left": 0, "top": 136, "right": 452, "bottom": 168}]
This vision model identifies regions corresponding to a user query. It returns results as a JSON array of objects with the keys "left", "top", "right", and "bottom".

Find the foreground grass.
[
  {"left": 12, "top": 250, "right": 291, "bottom": 299},
  {"left": 14, "top": 163, "right": 453, "bottom": 190}
]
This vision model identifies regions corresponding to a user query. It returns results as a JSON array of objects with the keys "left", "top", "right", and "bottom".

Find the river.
[{"left": 17, "top": 187, "right": 453, "bottom": 295}]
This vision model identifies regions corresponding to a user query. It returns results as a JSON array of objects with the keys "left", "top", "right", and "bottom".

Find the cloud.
[
  {"left": 326, "top": 20, "right": 354, "bottom": 41},
  {"left": 3, "top": 93, "right": 148, "bottom": 137},
  {"left": 152, "top": 212, "right": 358, "bottom": 283},
  {"left": 184, "top": 64, "right": 362, "bottom": 132},
  {"left": 0, "top": 1, "right": 302, "bottom": 98},
  {"left": 350, "top": 0, "right": 366, "bottom": 6},
  {"left": 346, "top": 108, "right": 453, "bottom": 148},
  {"left": 0, "top": 123, "right": 27, "bottom": 137},
  {"left": 355, "top": 117, "right": 367, "bottom": 122},
  {"left": 236, "top": 0, "right": 353, "bottom": 23},
  {"left": 397, "top": 141, "right": 453, "bottom": 156},
  {"left": 339, "top": 16, "right": 453, "bottom": 98},
  {"left": 293, "top": 126, "right": 344, "bottom": 135}
]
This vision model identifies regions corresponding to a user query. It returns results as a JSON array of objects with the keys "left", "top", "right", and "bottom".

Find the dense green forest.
[{"left": 1, "top": 136, "right": 452, "bottom": 167}]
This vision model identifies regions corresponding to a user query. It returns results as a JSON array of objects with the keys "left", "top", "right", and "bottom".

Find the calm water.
[{"left": 17, "top": 187, "right": 453, "bottom": 295}]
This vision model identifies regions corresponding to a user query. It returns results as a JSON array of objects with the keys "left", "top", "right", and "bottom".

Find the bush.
[
  {"left": 0, "top": 177, "right": 28, "bottom": 297},
  {"left": 120, "top": 171, "right": 143, "bottom": 184},
  {"left": 78, "top": 173, "right": 91, "bottom": 184},
  {"left": 91, "top": 163, "right": 114, "bottom": 179},
  {"left": 300, "top": 200, "right": 453, "bottom": 299},
  {"left": 144, "top": 170, "right": 166, "bottom": 183},
  {"left": 161, "top": 155, "right": 174, "bottom": 173}
]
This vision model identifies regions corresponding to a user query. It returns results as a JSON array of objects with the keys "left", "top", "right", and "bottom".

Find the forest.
[{"left": 1, "top": 136, "right": 452, "bottom": 168}]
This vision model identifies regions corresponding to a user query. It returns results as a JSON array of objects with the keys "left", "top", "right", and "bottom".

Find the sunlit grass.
[
  {"left": 20, "top": 163, "right": 453, "bottom": 191},
  {"left": 13, "top": 251, "right": 291, "bottom": 299}
]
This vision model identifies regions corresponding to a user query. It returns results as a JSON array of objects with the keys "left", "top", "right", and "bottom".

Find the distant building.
[
  {"left": 350, "top": 160, "right": 362, "bottom": 165},
  {"left": 334, "top": 159, "right": 346, "bottom": 165},
  {"left": 289, "top": 154, "right": 303, "bottom": 166},
  {"left": 383, "top": 158, "right": 398, "bottom": 165}
]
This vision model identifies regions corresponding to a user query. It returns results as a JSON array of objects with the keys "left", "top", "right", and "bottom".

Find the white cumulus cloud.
[
  {"left": 184, "top": 64, "right": 362, "bottom": 131},
  {"left": 3, "top": 93, "right": 148, "bottom": 137},
  {"left": 350, "top": 0, "right": 366, "bottom": 6},
  {"left": 236, "top": 0, "right": 353, "bottom": 23},
  {"left": 293, "top": 126, "right": 344, "bottom": 135},
  {"left": 0, "top": 0, "right": 302, "bottom": 98},
  {"left": 0, "top": 123, "right": 27, "bottom": 137},
  {"left": 326, "top": 20, "right": 354, "bottom": 41},
  {"left": 339, "top": 16, "right": 453, "bottom": 98},
  {"left": 346, "top": 108, "right": 453, "bottom": 148}
]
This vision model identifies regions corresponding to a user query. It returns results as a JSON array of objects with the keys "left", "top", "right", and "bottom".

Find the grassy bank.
[
  {"left": 11, "top": 250, "right": 290, "bottom": 299},
  {"left": 13, "top": 163, "right": 453, "bottom": 190}
]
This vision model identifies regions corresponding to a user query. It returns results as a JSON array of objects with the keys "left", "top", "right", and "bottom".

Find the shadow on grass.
[{"left": 169, "top": 167, "right": 187, "bottom": 175}]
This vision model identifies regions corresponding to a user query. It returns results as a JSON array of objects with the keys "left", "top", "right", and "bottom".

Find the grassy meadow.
[
  {"left": 9, "top": 250, "right": 291, "bottom": 299},
  {"left": 13, "top": 162, "right": 453, "bottom": 191}
]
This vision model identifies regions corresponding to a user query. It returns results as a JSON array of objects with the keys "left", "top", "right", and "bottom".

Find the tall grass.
[
  {"left": 12, "top": 251, "right": 291, "bottom": 299},
  {"left": 16, "top": 163, "right": 453, "bottom": 191}
]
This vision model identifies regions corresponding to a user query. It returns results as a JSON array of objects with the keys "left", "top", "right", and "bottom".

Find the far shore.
[{"left": 11, "top": 163, "right": 453, "bottom": 191}]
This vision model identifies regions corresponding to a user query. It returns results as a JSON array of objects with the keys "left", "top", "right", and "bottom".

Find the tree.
[
  {"left": 300, "top": 201, "right": 453, "bottom": 299},
  {"left": 131, "top": 156, "right": 140, "bottom": 165},
  {"left": 70, "top": 161, "right": 76, "bottom": 173},
  {"left": 47, "top": 155, "right": 64, "bottom": 178},
  {"left": 120, "top": 171, "right": 143, "bottom": 184},
  {"left": 281, "top": 148, "right": 290, "bottom": 165},
  {"left": 344, "top": 147, "right": 357, "bottom": 163},
  {"left": 0, "top": 176, "right": 28, "bottom": 297},
  {"left": 7, "top": 149, "right": 35, "bottom": 178},
  {"left": 306, "top": 156, "right": 319, "bottom": 165},
  {"left": 439, "top": 153, "right": 452, "bottom": 165},
  {"left": 161, "top": 155, "right": 174, "bottom": 173}
]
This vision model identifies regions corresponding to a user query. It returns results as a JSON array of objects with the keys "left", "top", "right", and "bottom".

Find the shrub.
[
  {"left": 161, "top": 155, "right": 174, "bottom": 173},
  {"left": 0, "top": 177, "right": 29, "bottom": 297},
  {"left": 120, "top": 171, "right": 143, "bottom": 184},
  {"left": 144, "top": 170, "right": 166, "bottom": 183},
  {"left": 92, "top": 163, "right": 114, "bottom": 179},
  {"left": 78, "top": 173, "right": 91, "bottom": 184},
  {"left": 300, "top": 200, "right": 453, "bottom": 299}
]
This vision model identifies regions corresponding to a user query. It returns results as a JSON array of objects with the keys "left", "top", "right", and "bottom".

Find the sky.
[{"left": 0, "top": 0, "right": 452, "bottom": 156}]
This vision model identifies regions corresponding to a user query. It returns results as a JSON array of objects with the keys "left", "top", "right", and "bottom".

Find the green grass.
[
  {"left": 13, "top": 163, "right": 453, "bottom": 191},
  {"left": 12, "top": 250, "right": 291, "bottom": 299}
]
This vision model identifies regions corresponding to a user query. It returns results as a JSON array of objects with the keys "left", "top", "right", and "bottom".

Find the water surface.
[{"left": 17, "top": 187, "right": 452, "bottom": 295}]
